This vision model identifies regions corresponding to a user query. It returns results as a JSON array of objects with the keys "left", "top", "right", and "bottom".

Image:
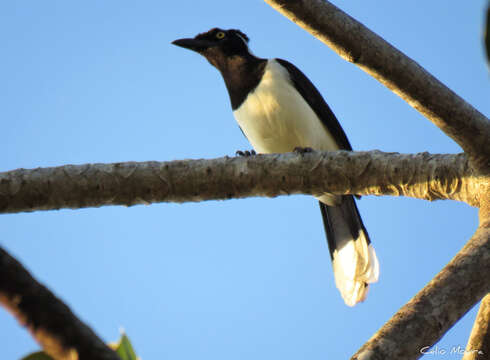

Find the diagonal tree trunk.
[
  {"left": 0, "top": 247, "right": 121, "bottom": 360},
  {"left": 351, "top": 221, "right": 490, "bottom": 360},
  {"left": 463, "top": 293, "right": 490, "bottom": 360},
  {"left": 263, "top": 0, "right": 490, "bottom": 171}
]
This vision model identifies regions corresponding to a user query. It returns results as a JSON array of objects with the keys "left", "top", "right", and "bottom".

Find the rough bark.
[
  {"left": 263, "top": 0, "right": 490, "bottom": 171},
  {"left": 0, "top": 247, "right": 120, "bottom": 360},
  {"left": 351, "top": 218, "right": 490, "bottom": 360},
  {"left": 2, "top": 3, "right": 489, "bottom": 358},
  {"left": 462, "top": 293, "right": 490, "bottom": 360},
  {"left": 0, "top": 151, "right": 482, "bottom": 214}
]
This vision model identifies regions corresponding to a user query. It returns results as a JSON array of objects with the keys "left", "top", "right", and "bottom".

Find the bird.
[{"left": 172, "top": 28, "right": 379, "bottom": 306}]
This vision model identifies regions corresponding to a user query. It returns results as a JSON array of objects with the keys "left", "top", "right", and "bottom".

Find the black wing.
[{"left": 275, "top": 58, "right": 352, "bottom": 151}]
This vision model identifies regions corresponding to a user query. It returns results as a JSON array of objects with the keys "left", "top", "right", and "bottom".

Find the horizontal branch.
[
  {"left": 0, "top": 151, "right": 481, "bottom": 214},
  {"left": 264, "top": 0, "right": 490, "bottom": 171},
  {"left": 352, "top": 222, "right": 490, "bottom": 360},
  {"left": 0, "top": 246, "right": 120, "bottom": 360}
]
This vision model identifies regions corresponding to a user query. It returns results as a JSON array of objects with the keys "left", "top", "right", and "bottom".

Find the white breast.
[{"left": 232, "top": 59, "right": 339, "bottom": 154}]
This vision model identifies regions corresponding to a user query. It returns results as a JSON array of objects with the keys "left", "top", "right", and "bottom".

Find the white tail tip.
[{"left": 332, "top": 235, "right": 379, "bottom": 307}]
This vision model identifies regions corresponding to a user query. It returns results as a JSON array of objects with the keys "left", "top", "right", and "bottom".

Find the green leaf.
[
  {"left": 21, "top": 333, "right": 139, "bottom": 360},
  {"left": 20, "top": 351, "right": 54, "bottom": 360},
  {"left": 112, "top": 333, "right": 138, "bottom": 360}
]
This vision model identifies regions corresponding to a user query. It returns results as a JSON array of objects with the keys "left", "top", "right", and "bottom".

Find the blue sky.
[{"left": 1, "top": 1, "right": 489, "bottom": 359}]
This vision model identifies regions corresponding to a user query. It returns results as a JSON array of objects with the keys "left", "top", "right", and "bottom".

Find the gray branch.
[
  {"left": 259, "top": 3, "right": 490, "bottom": 358},
  {"left": 462, "top": 293, "right": 490, "bottom": 360},
  {"left": 263, "top": 0, "right": 490, "bottom": 171},
  {"left": 2, "top": 2, "right": 488, "bottom": 359},
  {"left": 351, "top": 220, "right": 490, "bottom": 360},
  {"left": 0, "top": 151, "right": 482, "bottom": 214}
]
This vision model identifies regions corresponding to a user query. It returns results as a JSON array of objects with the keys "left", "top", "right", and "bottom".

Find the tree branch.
[
  {"left": 263, "top": 0, "right": 490, "bottom": 171},
  {"left": 463, "top": 293, "right": 490, "bottom": 360},
  {"left": 0, "top": 247, "right": 120, "bottom": 360},
  {"left": 0, "top": 151, "right": 481, "bottom": 214},
  {"left": 351, "top": 218, "right": 490, "bottom": 360}
]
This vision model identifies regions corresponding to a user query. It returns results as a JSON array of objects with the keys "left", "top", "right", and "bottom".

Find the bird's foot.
[
  {"left": 293, "top": 147, "right": 314, "bottom": 154},
  {"left": 236, "top": 149, "right": 256, "bottom": 157}
]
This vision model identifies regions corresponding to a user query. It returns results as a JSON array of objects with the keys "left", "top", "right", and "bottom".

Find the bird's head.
[{"left": 172, "top": 28, "right": 253, "bottom": 69}]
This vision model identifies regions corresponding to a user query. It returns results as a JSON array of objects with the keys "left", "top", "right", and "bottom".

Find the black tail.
[{"left": 319, "top": 195, "right": 379, "bottom": 306}]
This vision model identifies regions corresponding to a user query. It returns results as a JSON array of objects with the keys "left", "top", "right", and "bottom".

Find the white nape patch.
[
  {"left": 233, "top": 59, "right": 339, "bottom": 154},
  {"left": 236, "top": 33, "right": 256, "bottom": 57},
  {"left": 236, "top": 33, "right": 248, "bottom": 46},
  {"left": 332, "top": 234, "right": 379, "bottom": 307}
]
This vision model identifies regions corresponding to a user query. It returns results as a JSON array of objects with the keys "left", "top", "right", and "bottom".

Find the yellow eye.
[{"left": 216, "top": 31, "right": 225, "bottom": 39}]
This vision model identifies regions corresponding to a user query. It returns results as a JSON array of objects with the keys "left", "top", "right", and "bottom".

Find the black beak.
[{"left": 172, "top": 38, "right": 211, "bottom": 53}]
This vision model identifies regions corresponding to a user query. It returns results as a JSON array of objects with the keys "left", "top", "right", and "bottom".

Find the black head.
[
  {"left": 173, "top": 28, "right": 267, "bottom": 110},
  {"left": 172, "top": 28, "right": 256, "bottom": 70}
]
